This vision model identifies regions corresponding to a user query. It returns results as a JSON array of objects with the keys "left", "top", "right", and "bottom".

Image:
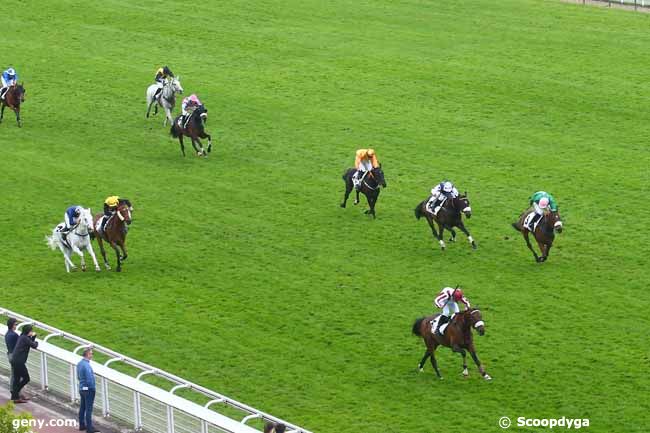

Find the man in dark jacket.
[
  {"left": 4, "top": 318, "right": 19, "bottom": 398},
  {"left": 10, "top": 324, "right": 38, "bottom": 403}
]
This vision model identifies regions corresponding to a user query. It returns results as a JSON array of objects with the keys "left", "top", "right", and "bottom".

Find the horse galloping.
[
  {"left": 46, "top": 208, "right": 100, "bottom": 273},
  {"left": 340, "top": 166, "right": 387, "bottom": 218},
  {"left": 412, "top": 308, "right": 491, "bottom": 380},
  {"left": 170, "top": 104, "right": 213, "bottom": 157},
  {"left": 414, "top": 193, "right": 476, "bottom": 250},
  {"left": 0, "top": 83, "right": 25, "bottom": 127},
  {"left": 512, "top": 208, "right": 563, "bottom": 262},
  {"left": 146, "top": 76, "right": 183, "bottom": 126},
  {"left": 93, "top": 203, "right": 132, "bottom": 272}
]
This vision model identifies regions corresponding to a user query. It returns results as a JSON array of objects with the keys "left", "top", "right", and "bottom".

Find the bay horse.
[
  {"left": 412, "top": 308, "right": 491, "bottom": 380},
  {"left": 340, "top": 166, "right": 387, "bottom": 218},
  {"left": 414, "top": 193, "right": 476, "bottom": 250},
  {"left": 0, "top": 83, "right": 25, "bottom": 127},
  {"left": 512, "top": 209, "right": 563, "bottom": 262},
  {"left": 46, "top": 208, "right": 101, "bottom": 273},
  {"left": 146, "top": 76, "right": 183, "bottom": 126},
  {"left": 93, "top": 203, "right": 132, "bottom": 272},
  {"left": 170, "top": 105, "right": 213, "bottom": 157}
]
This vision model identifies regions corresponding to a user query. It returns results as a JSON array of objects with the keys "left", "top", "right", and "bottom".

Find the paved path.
[{"left": 0, "top": 381, "right": 122, "bottom": 433}]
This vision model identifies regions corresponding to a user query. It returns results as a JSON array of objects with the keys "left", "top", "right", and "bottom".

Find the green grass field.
[{"left": 1, "top": 0, "right": 649, "bottom": 432}]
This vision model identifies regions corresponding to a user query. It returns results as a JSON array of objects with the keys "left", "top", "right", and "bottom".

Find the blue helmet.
[{"left": 6, "top": 68, "right": 15, "bottom": 76}]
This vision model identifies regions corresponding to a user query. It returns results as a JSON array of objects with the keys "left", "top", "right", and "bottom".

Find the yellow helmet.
[
  {"left": 105, "top": 196, "right": 119, "bottom": 207},
  {"left": 367, "top": 148, "right": 375, "bottom": 157}
]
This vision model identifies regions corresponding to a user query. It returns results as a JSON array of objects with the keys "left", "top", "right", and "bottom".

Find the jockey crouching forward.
[
  {"left": 153, "top": 65, "right": 174, "bottom": 100},
  {"left": 60, "top": 205, "right": 83, "bottom": 241},
  {"left": 1, "top": 67, "right": 18, "bottom": 100},
  {"left": 433, "top": 286, "right": 470, "bottom": 336},
  {"left": 352, "top": 148, "right": 379, "bottom": 189},
  {"left": 427, "top": 181, "right": 459, "bottom": 216},
  {"left": 180, "top": 94, "right": 202, "bottom": 127},
  {"left": 100, "top": 196, "right": 132, "bottom": 234},
  {"left": 527, "top": 191, "right": 558, "bottom": 230}
]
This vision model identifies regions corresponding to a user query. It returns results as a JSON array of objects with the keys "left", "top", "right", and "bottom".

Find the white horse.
[
  {"left": 145, "top": 76, "right": 183, "bottom": 126},
  {"left": 46, "top": 208, "right": 101, "bottom": 273}
]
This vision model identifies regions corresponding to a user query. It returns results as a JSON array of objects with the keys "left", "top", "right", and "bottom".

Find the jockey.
[
  {"left": 433, "top": 286, "right": 470, "bottom": 336},
  {"left": 427, "top": 181, "right": 459, "bottom": 216},
  {"left": 528, "top": 191, "right": 558, "bottom": 229},
  {"left": 1, "top": 67, "right": 18, "bottom": 100},
  {"left": 180, "top": 94, "right": 202, "bottom": 126},
  {"left": 352, "top": 148, "right": 379, "bottom": 188},
  {"left": 100, "top": 196, "right": 132, "bottom": 233},
  {"left": 153, "top": 65, "right": 174, "bottom": 99},
  {"left": 60, "top": 205, "right": 83, "bottom": 239}
]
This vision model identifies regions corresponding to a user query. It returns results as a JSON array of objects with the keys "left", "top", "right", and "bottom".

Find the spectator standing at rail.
[
  {"left": 4, "top": 318, "right": 19, "bottom": 400},
  {"left": 10, "top": 324, "right": 38, "bottom": 403},
  {"left": 77, "top": 347, "right": 100, "bottom": 433}
]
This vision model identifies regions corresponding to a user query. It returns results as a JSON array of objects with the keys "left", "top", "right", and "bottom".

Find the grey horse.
[{"left": 145, "top": 76, "right": 183, "bottom": 126}]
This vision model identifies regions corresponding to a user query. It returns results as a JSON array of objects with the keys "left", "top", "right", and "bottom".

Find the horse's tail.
[
  {"left": 342, "top": 168, "right": 351, "bottom": 181},
  {"left": 412, "top": 317, "right": 425, "bottom": 336},
  {"left": 46, "top": 233, "right": 59, "bottom": 250},
  {"left": 414, "top": 200, "right": 426, "bottom": 220},
  {"left": 511, "top": 222, "right": 521, "bottom": 232}
]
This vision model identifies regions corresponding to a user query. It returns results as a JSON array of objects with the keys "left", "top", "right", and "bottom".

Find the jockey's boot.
[
  {"left": 433, "top": 205, "right": 442, "bottom": 216},
  {"left": 436, "top": 316, "right": 449, "bottom": 337},
  {"left": 529, "top": 213, "right": 542, "bottom": 230}
]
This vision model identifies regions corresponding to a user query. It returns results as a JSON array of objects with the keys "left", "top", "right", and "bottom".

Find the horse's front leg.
[
  {"left": 537, "top": 239, "right": 551, "bottom": 263},
  {"left": 456, "top": 221, "right": 477, "bottom": 250},
  {"left": 340, "top": 176, "right": 353, "bottom": 208},
  {"left": 469, "top": 349, "right": 491, "bottom": 380},
  {"left": 450, "top": 345, "right": 468, "bottom": 377},
  {"left": 71, "top": 246, "right": 87, "bottom": 272},
  {"left": 58, "top": 244, "right": 75, "bottom": 272},
  {"left": 448, "top": 228, "right": 457, "bottom": 243},
  {"left": 86, "top": 243, "right": 101, "bottom": 272},
  {"left": 436, "top": 222, "right": 446, "bottom": 250},
  {"left": 97, "top": 238, "right": 111, "bottom": 270},
  {"left": 523, "top": 231, "right": 540, "bottom": 262},
  {"left": 119, "top": 241, "right": 128, "bottom": 261},
  {"left": 14, "top": 108, "right": 21, "bottom": 128},
  {"left": 0, "top": 104, "right": 5, "bottom": 122},
  {"left": 146, "top": 99, "right": 154, "bottom": 118},
  {"left": 163, "top": 107, "right": 172, "bottom": 126},
  {"left": 191, "top": 138, "right": 205, "bottom": 156},
  {"left": 110, "top": 242, "right": 122, "bottom": 272},
  {"left": 178, "top": 134, "right": 186, "bottom": 157},
  {"left": 354, "top": 189, "right": 360, "bottom": 205},
  {"left": 205, "top": 133, "right": 212, "bottom": 153},
  {"left": 430, "top": 347, "right": 443, "bottom": 379},
  {"left": 365, "top": 191, "right": 378, "bottom": 218}
]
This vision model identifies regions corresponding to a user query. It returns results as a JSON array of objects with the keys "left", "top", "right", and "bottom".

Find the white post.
[
  {"left": 101, "top": 377, "right": 110, "bottom": 417},
  {"left": 40, "top": 352, "right": 48, "bottom": 390},
  {"left": 167, "top": 405, "right": 175, "bottom": 433},
  {"left": 133, "top": 391, "right": 142, "bottom": 431},
  {"left": 69, "top": 364, "right": 77, "bottom": 402}
]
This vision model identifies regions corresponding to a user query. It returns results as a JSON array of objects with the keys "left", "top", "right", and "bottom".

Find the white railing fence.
[
  {"left": 0, "top": 307, "right": 312, "bottom": 433},
  {"left": 576, "top": 0, "right": 650, "bottom": 9}
]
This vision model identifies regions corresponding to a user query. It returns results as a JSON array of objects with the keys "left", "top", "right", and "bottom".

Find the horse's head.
[
  {"left": 79, "top": 208, "right": 94, "bottom": 231},
  {"left": 466, "top": 308, "right": 485, "bottom": 336},
  {"left": 116, "top": 204, "right": 132, "bottom": 226},
  {"left": 14, "top": 83, "right": 25, "bottom": 102},
  {"left": 548, "top": 210, "right": 563, "bottom": 234},
  {"left": 196, "top": 104, "right": 208, "bottom": 124},
  {"left": 456, "top": 193, "right": 472, "bottom": 218},
  {"left": 172, "top": 76, "right": 183, "bottom": 94},
  {"left": 372, "top": 166, "right": 387, "bottom": 188}
]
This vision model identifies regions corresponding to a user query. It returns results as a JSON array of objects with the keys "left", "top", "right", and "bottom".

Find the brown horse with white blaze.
[
  {"left": 0, "top": 83, "right": 25, "bottom": 127},
  {"left": 93, "top": 203, "right": 132, "bottom": 272},
  {"left": 412, "top": 308, "right": 491, "bottom": 380},
  {"left": 512, "top": 209, "right": 563, "bottom": 262}
]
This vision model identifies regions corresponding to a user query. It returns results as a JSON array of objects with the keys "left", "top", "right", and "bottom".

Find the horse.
[
  {"left": 412, "top": 308, "right": 491, "bottom": 380},
  {"left": 512, "top": 208, "right": 563, "bottom": 262},
  {"left": 340, "top": 166, "right": 387, "bottom": 218},
  {"left": 93, "top": 203, "right": 132, "bottom": 272},
  {"left": 414, "top": 193, "right": 476, "bottom": 250},
  {"left": 170, "top": 105, "right": 213, "bottom": 157},
  {"left": 0, "top": 83, "right": 25, "bottom": 127},
  {"left": 146, "top": 76, "right": 183, "bottom": 126},
  {"left": 46, "top": 208, "right": 101, "bottom": 273}
]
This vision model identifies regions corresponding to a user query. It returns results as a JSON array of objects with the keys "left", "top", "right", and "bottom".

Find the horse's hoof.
[
  {"left": 354, "top": 200, "right": 359, "bottom": 205},
  {"left": 439, "top": 376, "right": 444, "bottom": 380},
  {"left": 116, "top": 268, "right": 122, "bottom": 273},
  {"left": 484, "top": 374, "right": 492, "bottom": 381},
  {"left": 340, "top": 203, "right": 346, "bottom": 208},
  {"left": 472, "top": 243, "right": 477, "bottom": 250},
  {"left": 95, "top": 268, "right": 101, "bottom": 272},
  {"left": 82, "top": 266, "right": 87, "bottom": 272},
  {"left": 418, "top": 367, "right": 423, "bottom": 373},
  {"left": 462, "top": 369, "right": 469, "bottom": 377}
]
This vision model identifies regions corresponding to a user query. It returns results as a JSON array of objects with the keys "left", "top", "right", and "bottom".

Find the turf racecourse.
[{"left": 1, "top": 0, "right": 649, "bottom": 432}]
